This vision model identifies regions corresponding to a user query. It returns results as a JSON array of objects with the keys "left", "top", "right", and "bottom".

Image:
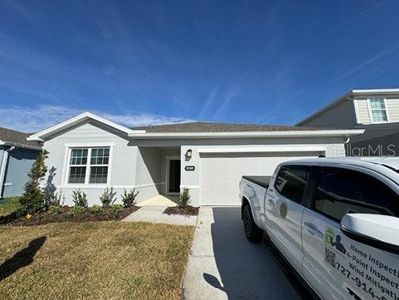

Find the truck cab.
[{"left": 240, "top": 158, "right": 399, "bottom": 300}]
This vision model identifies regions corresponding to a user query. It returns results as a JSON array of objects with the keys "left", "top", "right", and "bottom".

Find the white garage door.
[{"left": 199, "top": 152, "right": 320, "bottom": 206}]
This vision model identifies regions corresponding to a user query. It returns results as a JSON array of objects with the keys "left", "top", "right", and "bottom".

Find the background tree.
[{"left": 20, "top": 150, "right": 49, "bottom": 213}]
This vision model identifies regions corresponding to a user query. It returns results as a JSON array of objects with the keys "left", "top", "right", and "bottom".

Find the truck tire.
[{"left": 242, "top": 204, "right": 263, "bottom": 243}]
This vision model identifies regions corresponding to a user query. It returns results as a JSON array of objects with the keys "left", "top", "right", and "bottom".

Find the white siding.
[
  {"left": 386, "top": 98, "right": 399, "bottom": 122},
  {"left": 301, "top": 100, "right": 357, "bottom": 128},
  {"left": 43, "top": 121, "right": 136, "bottom": 206},
  {"left": 354, "top": 99, "right": 371, "bottom": 124}
]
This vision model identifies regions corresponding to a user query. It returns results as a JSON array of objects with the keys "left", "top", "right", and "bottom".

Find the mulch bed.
[
  {"left": 1, "top": 206, "right": 140, "bottom": 226},
  {"left": 163, "top": 206, "right": 199, "bottom": 216}
]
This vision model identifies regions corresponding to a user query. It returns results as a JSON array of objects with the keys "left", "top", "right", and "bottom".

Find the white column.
[{"left": 180, "top": 145, "right": 200, "bottom": 207}]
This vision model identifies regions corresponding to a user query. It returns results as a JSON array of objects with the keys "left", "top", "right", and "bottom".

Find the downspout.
[
  {"left": 344, "top": 136, "right": 351, "bottom": 156},
  {"left": 0, "top": 147, "right": 10, "bottom": 198}
]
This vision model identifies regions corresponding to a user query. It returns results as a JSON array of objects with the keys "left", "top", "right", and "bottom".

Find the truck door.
[
  {"left": 302, "top": 167, "right": 399, "bottom": 300},
  {"left": 266, "top": 165, "right": 309, "bottom": 272}
]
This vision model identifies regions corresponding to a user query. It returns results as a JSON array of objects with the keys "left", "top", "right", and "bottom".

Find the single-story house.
[
  {"left": 27, "top": 112, "right": 364, "bottom": 206},
  {"left": 0, "top": 127, "right": 41, "bottom": 198}
]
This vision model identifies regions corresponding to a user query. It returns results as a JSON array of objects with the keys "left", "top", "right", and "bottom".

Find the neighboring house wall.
[
  {"left": 43, "top": 121, "right": 136, "bottom": 205},
  {"left": 348, "top": 131, "right": 399, "bottom": 157},
  {"left": 354, "top": 97, "right": 399, "bottom": 124},
  {"left": 1, "top": 147, "right": 38, "bottom": 198},
  {"left": 298, "top": 100, "right": 357, "bottom": 129}
]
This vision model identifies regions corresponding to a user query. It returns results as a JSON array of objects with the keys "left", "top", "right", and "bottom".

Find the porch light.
[{"left": 185, "top": 149, "right": 193, "bottom": 160}]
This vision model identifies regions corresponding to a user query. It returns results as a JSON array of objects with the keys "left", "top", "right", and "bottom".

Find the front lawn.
[
  {"left": 0, "top": 197, "right": 22, "bottom": 216},
  {"left": 0, "top": 222, "right": 194, "bottom": 299}
]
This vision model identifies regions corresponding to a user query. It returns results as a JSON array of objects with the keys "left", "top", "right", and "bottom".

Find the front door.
[{"left": 168, "top": 159, "right": 181, "bottom": 193}]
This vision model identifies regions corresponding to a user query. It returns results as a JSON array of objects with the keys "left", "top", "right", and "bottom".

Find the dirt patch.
[
  {"left": 5, "top": 206, "right": 140, "bottom": 226},
  {"left": 163, "top": 206, "right": 199, "bottom": 216}
]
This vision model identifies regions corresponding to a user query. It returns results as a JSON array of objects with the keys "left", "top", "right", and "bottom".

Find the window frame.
[
  {"left": 273, "top": 165, "right": 310, "bottom": 205},
  {"left": 309, "top": 166, "right": 398, "bottom": 224},
  {"left": 64, "top": 144, "right": 113, "bottom": 186},
  {"left": 367, "top": 97, "right": 389, "bottom": 123}
]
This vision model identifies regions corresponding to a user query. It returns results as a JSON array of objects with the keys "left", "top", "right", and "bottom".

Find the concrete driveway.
[{"left": 183, "top": 206, "right": 315, "bottom": 299}]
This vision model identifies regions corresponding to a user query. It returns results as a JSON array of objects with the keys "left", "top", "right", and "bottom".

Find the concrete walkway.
[
  {"left": 183, "top": 206, "right": 313, "bottom": 299},
  {"left": 137, "top": 195, "right": 178, "bottom": 207},
  {"left": 123, "top": 206, "right": 197, "bottom": 226}
]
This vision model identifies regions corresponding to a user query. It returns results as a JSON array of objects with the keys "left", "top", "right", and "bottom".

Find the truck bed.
[{"left": 242, "top": 176, "right": 271, "bottom": 189}]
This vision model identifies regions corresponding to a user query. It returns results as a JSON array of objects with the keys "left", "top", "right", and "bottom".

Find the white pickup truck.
[{"left": 239, "top": 157, "right": 399, "bottom": 300}]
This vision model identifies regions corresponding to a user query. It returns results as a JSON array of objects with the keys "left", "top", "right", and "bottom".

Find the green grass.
[
  {"left": 0, "top": 221, "right": 194, "bottom": 299},
  {"left": 0, "top": 197, "right": 22, "bottom": 216}
]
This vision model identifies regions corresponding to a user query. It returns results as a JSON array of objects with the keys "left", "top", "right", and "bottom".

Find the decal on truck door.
[{"left": 324, "top": 227, "right": 399, "bottom": 300}]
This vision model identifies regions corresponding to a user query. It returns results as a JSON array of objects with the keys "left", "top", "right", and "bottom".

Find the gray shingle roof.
[
  {"left": 0, "top": 127, "right": 41, "bottom": 148},
  {"left": 131, "top": 122, "right": 328, "bottom": 133}
]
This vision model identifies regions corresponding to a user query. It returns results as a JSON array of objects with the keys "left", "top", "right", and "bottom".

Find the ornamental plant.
[
  {"left": 121, "top": 188, "right": 139, "bottom": 208},
  {"left": 100, "top": 187, "right": 117, "bottom": 208},
  {"left": 178, "top": 188, "right": 190, "bottom": 208},
  {"left": 20, "top": 150, "right": 49, "bottom": 213},
  {"left": 72, "top": 190, "right": 88, "bottom": 208}
]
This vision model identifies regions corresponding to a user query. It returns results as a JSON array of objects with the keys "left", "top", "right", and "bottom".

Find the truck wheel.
[{"left": 243, "top": 204, "right": 263, "bottom": 243}]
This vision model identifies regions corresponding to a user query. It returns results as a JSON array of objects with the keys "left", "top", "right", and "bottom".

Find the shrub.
[
  {"left": 48, "top": 205, "right": 62, "bottom": 215},
  {"left": 100, "top": 187, "right": 117, "bottom": 208},
  {"left": 20, "top": 150, "right": 48, "bottom": 213},
  {"left": 110, "top": 204, "right": 124, "bottom": 216},
  {"left": 178, "top": 188, "right": 190, "bottom": 208},
  {"left": 46, "top": 189, "right": 65, "bottom": 207},
  {"left": 121, "top": 189, "right": 139, "bottom": 208},
  {"left": 67, "top": 205, "right": 86, "bottom": 217},
  {"left": 90, "top": 205, "right": 103, "bottom": 214},
  {"left": 72, "top": 190, "right": 88, "bottom": 208}
]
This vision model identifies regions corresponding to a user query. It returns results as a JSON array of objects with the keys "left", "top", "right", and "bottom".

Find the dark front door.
[{"left": 168, "top": 160, "right": 181, "bottom": 193}]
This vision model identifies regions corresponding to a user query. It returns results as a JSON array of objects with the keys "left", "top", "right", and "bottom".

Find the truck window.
[
  {"left": 274, "top": 166, "right": 308, "bottom": 203},
  {"left": 314, "top": 167, "right": 399, "bottom": 222}
]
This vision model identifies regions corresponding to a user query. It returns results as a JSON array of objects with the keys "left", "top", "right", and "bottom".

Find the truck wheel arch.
[{"left": 241, "top": 197, "right": 250, "bottom": 220}]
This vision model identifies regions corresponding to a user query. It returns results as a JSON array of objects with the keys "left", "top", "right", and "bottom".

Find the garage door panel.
[{"left": 199, "top": 153, "right": 320, "bottom": 206}]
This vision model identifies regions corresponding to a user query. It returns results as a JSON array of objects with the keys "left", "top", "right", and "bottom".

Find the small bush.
[
  {"left": 110, "top": 204, "right": 124, "bottom": 216},
  {"left": 67, "top": 205, "right": 86, "bottom": 217},
  {"left": 72, "top": 190, "right": 88, "bottom": 208},
  {"left": 48, "top": 189, "right": 65, "bottom": 206},
  {"left": 90, "top": 205, "right": 103, "bottom": 214},
  {"left": 20, "top": 150, "right": 48, "bottom": 213},
  {"left": 178, "top": 188, "right": 190, "bottom": 208},
  {"left": 48, "top": 205, "right": 62, "bottom": 215},
  {"left": 121, "top": 189, "right": 139, "bottom": 208},
  {"left": 100, "top": 187, "right": 117, "bottom": 208}
]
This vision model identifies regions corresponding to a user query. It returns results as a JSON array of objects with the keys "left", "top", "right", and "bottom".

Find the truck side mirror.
[{"left": 340, "top": 213, "right": 399, "bottom": 254}]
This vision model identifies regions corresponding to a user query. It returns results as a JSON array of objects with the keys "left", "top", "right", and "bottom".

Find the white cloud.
[{"left": 0, "top": 105, "right": 193, "bottom": 132}]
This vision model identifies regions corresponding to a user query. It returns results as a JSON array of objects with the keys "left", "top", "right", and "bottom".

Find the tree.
[{"left": 20, "top": 149, "right": 49, "bottom": 213}]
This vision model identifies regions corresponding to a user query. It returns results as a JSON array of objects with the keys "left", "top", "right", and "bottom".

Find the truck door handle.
[{"left": 304, "top": 222, "right": 323, "bottom": 238}]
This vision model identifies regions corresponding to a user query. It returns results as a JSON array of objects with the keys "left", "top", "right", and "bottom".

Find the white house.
[{"left": 28, "top": 112, "right": 364, "bottom": 206}]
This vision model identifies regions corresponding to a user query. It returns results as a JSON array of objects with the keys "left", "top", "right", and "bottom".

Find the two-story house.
[{"left": 297, "top": 88, "right": 399, "bottom": 156}]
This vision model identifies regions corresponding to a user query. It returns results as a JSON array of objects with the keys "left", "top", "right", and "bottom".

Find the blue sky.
[{"left": 1, "top": 0, "right": 399, "bottom": 131}]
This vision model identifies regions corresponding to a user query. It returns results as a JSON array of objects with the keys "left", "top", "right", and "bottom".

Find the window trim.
[
  {"left": 63, "top": 143, "right": 113, "bottom": 187},
  {"left": 367, "top": 97, "right": 389, "bottom": 124}
]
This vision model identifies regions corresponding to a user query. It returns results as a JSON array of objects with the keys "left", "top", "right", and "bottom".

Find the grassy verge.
[
  {"left": 0, "top": 197, "right": 22, "bottom": 216},
  {"left": 0, "top": 222, "right": 194, "bottom": 299}
]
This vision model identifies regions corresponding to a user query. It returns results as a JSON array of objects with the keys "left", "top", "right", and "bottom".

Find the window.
[
  {"left": 274, "top": 166, "right": 308, "bottom": 203},
  {"left": 68, "top": 147, "right": 110, "bottom": 184},
  {"left": 314, "top": 168, "right": 398, "bottom": 222},
  {"left": 369, "top": 98, "right": 388, "bottom": 122}
]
